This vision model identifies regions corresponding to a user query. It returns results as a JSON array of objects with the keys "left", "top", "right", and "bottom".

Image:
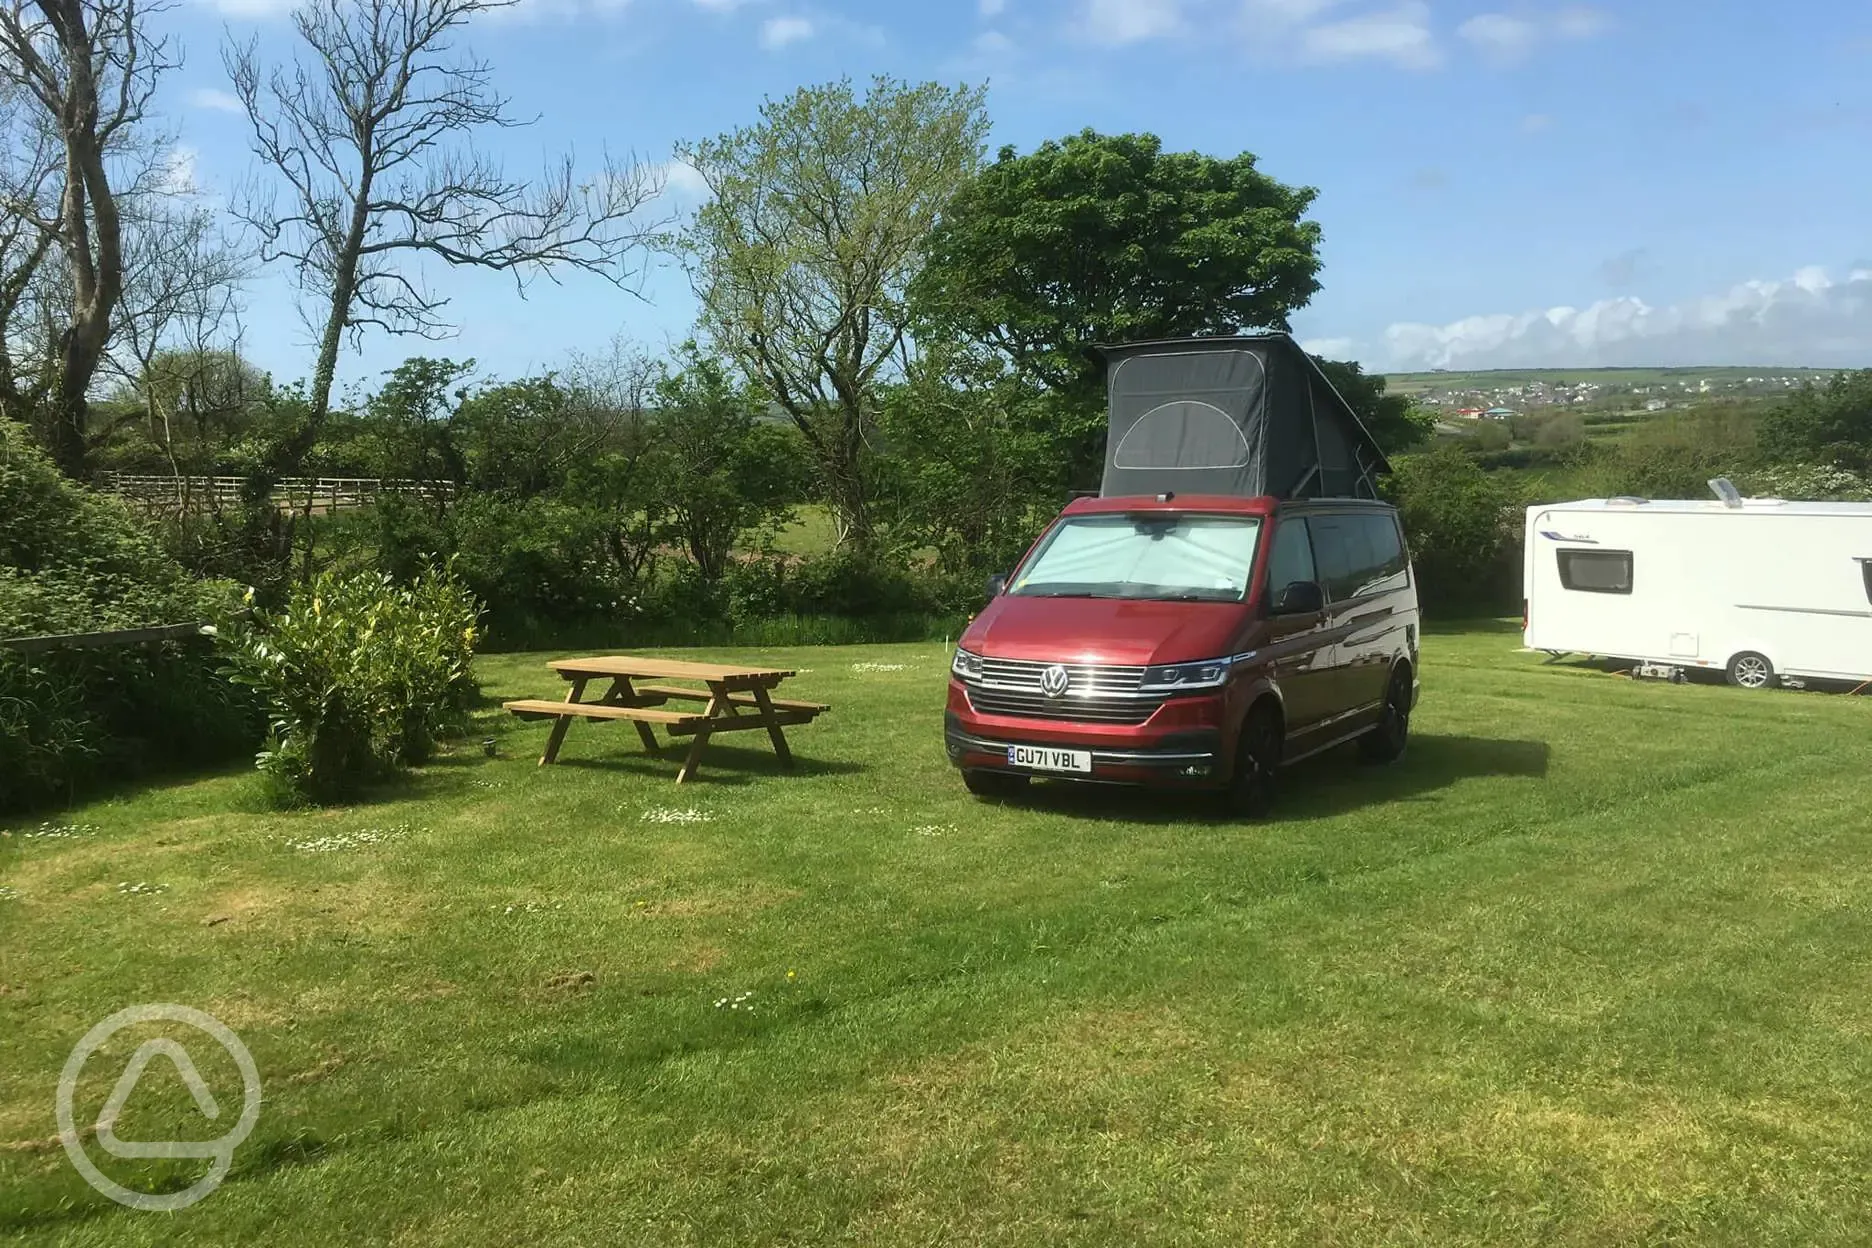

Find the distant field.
[{"left": 1384, "top": 366, "right": 1837, "bottom": 396}]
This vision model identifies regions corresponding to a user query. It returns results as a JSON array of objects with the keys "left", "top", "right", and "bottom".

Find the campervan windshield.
[{"left": 1010, "top": 515, "right": 1262, "bottom": 602}]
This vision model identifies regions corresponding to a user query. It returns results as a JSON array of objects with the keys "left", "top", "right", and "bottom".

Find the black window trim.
[
  {"left": 1557, "top": 547, "right": 1634, "bottom": 595},
  {"left": 1860, "top": 557, "right": 1872, "bottom": 606}
]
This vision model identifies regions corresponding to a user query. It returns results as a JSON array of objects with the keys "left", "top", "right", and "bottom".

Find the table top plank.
[{"left": 548, "top": 655, "right": 796, "bottom": 682}]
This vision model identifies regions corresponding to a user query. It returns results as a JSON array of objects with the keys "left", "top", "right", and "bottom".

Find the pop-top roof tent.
[{"left": 1092, "top": 334, "right": 1391, "bottom": 501}]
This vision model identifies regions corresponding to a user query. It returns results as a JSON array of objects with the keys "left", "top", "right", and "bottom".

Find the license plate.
[{"left": 1007, "top": 744, "right": 1091, "bottom": 774}]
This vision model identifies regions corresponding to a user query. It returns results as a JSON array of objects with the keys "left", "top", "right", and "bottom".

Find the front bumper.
[{"left": 945, "top": 713, "right": 1222, "bottom": 786}]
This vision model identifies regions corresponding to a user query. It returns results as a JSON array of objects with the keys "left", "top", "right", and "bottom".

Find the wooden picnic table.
[{"left": 502, "top": 655, "right": 828, "bottom": 783}]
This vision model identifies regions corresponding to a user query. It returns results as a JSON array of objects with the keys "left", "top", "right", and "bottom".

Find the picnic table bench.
[{"left": 503, "top": 655, "right": 828, "bottom": 783}]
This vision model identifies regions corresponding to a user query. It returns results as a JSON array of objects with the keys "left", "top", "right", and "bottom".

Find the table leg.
[
  {"left": 613, "top": 676, "right": 661, "bottom": 752},
  {"left": 676, "top": 685, "right": 730, "bottom": 784},
  {"left": 749, "top": 685, "right": 793, "bottom": 768},
  {"left": 540, "top": 676, "right": 589, "bottom": 766}
]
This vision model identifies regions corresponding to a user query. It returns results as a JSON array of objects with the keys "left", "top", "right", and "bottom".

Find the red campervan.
[{"left": 942, "top": 335, "right": 1421, "bottom": 817}]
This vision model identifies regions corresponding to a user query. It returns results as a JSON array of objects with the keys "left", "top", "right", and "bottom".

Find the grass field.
[{"left": 5, "top": 628, "right": 1872, "bottom": 1245}]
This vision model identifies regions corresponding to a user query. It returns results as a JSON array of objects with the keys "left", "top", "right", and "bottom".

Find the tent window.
[
  {"left": 1558, "top": 549, "right": 1633, "bottom": 595},
  {"left": 1112, "top": 401, "right": 1252, "bottom": 470}
]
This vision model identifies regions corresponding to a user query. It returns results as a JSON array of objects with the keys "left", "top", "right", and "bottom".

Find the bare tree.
[
  {"left": 0, "top": 80, "right": 61, "bottom": 427},
  {"left": 0, "top": 0, "right": 175, "bottom": 476},
  {"left": 225, "top": 0, "right": 666, "bottom": 476},
  {"left": 109, "top": 195, "right": 250, "bottom": 486}
]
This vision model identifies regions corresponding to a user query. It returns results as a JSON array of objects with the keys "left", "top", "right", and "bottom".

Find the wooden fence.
[
  {"left": 99, "top": 473, "right": 454, "bottom": 512},
  {"left": 0, "top": 620, "right": 220, "bottom": 654}
]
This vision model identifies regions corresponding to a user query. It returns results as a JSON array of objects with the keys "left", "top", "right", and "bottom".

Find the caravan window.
[
  {"left": 1862, "top": 558, "right": 1872, "bottom": 605},
  {"left": 1558, "top": 549, "right": 1633, "bottom": 594}
]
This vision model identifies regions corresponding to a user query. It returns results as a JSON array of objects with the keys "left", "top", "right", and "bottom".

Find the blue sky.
[{"left": 158, "top": 0, "right": 1872, "bottom": 390}]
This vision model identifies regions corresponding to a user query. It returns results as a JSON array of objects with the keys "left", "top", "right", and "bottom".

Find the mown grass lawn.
[{"left": 4, "top": 626, "right": 1872, "bottom": 1245}]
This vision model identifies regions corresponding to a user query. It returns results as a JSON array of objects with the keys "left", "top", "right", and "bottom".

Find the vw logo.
[{"left": 1039, "top": 664, "right": 1070, "bottom": 697}]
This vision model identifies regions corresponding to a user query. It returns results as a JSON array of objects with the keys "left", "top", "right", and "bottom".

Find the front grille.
[{"left": 966, "top": 658, "right": 1164, "bottom": 724}]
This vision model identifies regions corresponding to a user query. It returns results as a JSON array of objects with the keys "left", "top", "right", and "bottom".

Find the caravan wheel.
[{"left": 1726, "top": 652, "right": 1776, "bottom": 690}]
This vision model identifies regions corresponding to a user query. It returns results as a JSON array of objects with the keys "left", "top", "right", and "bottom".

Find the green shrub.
[
  {"left": 221, "top": 568, "right": 481, "bottom": 804},
  {"left": 1386, "top": 445, "right": 1521, "bottom": 614},
  {"left": 0, "top": 423, "right": 256, "bottom": 812},
  {"left": 785, "top": 549, "right": 934, "bottom": 617},
  {"left": 1758, "top": 370, "right": 1872, "bottom": 470}
]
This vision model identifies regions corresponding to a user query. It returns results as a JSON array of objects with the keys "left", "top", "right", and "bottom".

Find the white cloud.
[
  {"left": 197, "top": 0, "right": 294, "bottom": 16},
  {"left": 1299, "top": 2, "right": 1439, "bottom": 70},
  {"left": 1380, "top": 267, "right": 1872, "bottom": 370},
  {"left": 482, "top": 0, "right": 632, "bottom": 21},
  {"left": 979, "top": 0, "right": 1006, "bottom": 15},
  {"left": 759, "top": 14, "right": 814, "bottom": 48},
  {"left": 157, "top": 145, "right": 200, "bottom": 195},
  {"left": 187, "top": 86, "right": 243, "bottom": 113},
  {"left": 1458, "top": 5, "right": 1608, "bottom": 65},
  {"left": 1301, "top": 336, "right": 1358, "bottom": 358},
  {"left": 1080, "top": 0, "right": 1184, "bottom": 46},
  {"left": 692, "top": 0, "right": 754, "bottom": 9},
  {"left": 654, "top": 159, "right": 711, "bottom": 201},
  {"left": 1554, "top": 5, "right": 1609, "bottom": 38},
  {"left": 1242, "top": 0, "right": 1345, "bottom": 25},
  {"left": 973, "top": 28, "right": 1015, "bottom": 55},
  {"left": 1455, "top": 13, "right": 1537, "bottom": 63}
]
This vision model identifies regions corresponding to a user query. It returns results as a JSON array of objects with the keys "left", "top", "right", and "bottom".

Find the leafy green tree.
[
  {"left": 1385, "top": 444, "right": 1519, "bottom": 611},
  {"left": 877, "top": 341, "right": 1064, "bottom": 584},
  {"left": 910, "top": 129, "right": 1323, "bottom": 485},
  {"left": 1758, "top": 370, "right": 1872, "bottom": 470},
  {"left": 653, "top": 346, "right": 808, "bottom": 583},
  {"left": 1466, "top": 421, "right": 1511, "bottom": 453},
  {"left": 678, "top": 76, "right": 990, "bottom": 549},
  {"left": 1312, "top": 357, "right": 1434, "bottom": 456},
  {"left": 1535, "top": 411, "right": 1586, "bottom": 450}
]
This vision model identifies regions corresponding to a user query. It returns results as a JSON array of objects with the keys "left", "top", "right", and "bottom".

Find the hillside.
[{"left": 1383, "top": 366, "right": 1838, "bottom": 413}]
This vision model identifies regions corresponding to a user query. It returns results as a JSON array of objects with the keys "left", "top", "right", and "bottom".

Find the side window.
[
  {"left": 1309, "top": 513, "right": 1408, "bottom": 601},
  {"left": 1265, "top": 517, "right": 1316, "bottom": 599},
  {"left": 1308, "top": 515, "right": 1361, "bottom": 602},
  {"left": 1862, "top": 559, "right": 1872, "bottom": 605},
  {"left": 1358, "top": 512, "right": 1411, "bottom": 595},
  {"left": 1558, "top": 549, "right": 1633, "bottom": 594}
]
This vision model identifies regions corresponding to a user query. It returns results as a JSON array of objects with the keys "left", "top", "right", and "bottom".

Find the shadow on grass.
[
  {"left": 548, "top": 743, "right": 867, "bottom": 785},
  {"left": 1004, "top": 732, "right": 1550, "bottom": 825}
]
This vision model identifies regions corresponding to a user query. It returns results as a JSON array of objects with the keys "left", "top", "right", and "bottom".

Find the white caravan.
[{"left": 1523, "top": 496, "right": 1872, "bottom": 689}]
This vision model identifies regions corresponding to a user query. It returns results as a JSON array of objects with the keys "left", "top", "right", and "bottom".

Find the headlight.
[
  {"left": 951, "top": 647, "right": 984, "bottom": 680},
  {"left": 1139, "top": 656, "right": 1232, "bottom": 692}
]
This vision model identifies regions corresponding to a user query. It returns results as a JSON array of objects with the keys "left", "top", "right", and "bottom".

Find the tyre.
[
  {"left": 962, "top": 768, "right": 1030, "bottom": 799},
  {"left": 1225, "top": 705, "right": 1283, "bottom": 819},
  {"left": 1359, "top": 665, "right": 1413, "bottom": 763},
  {"left": 1725, "top": 651, "right": 1776, "bottom": 690}
]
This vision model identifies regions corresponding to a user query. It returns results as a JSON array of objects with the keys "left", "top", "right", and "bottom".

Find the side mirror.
[
  {"left": 985, "top": 572, "right": 1008, "bottom": 601},
  {"left": 1271, "top": 580, "right": 1324, "bottom": 616}
]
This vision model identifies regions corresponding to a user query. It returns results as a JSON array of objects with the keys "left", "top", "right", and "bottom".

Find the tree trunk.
[
  {"left": 43, "top": 50, "right": 125, "bottom": 480},
  {"left": 43, "top": 385, "right": 90, "bottom": 476},
  {"left": 250, "top": 180, "right": 370, "bottom": 509}
]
